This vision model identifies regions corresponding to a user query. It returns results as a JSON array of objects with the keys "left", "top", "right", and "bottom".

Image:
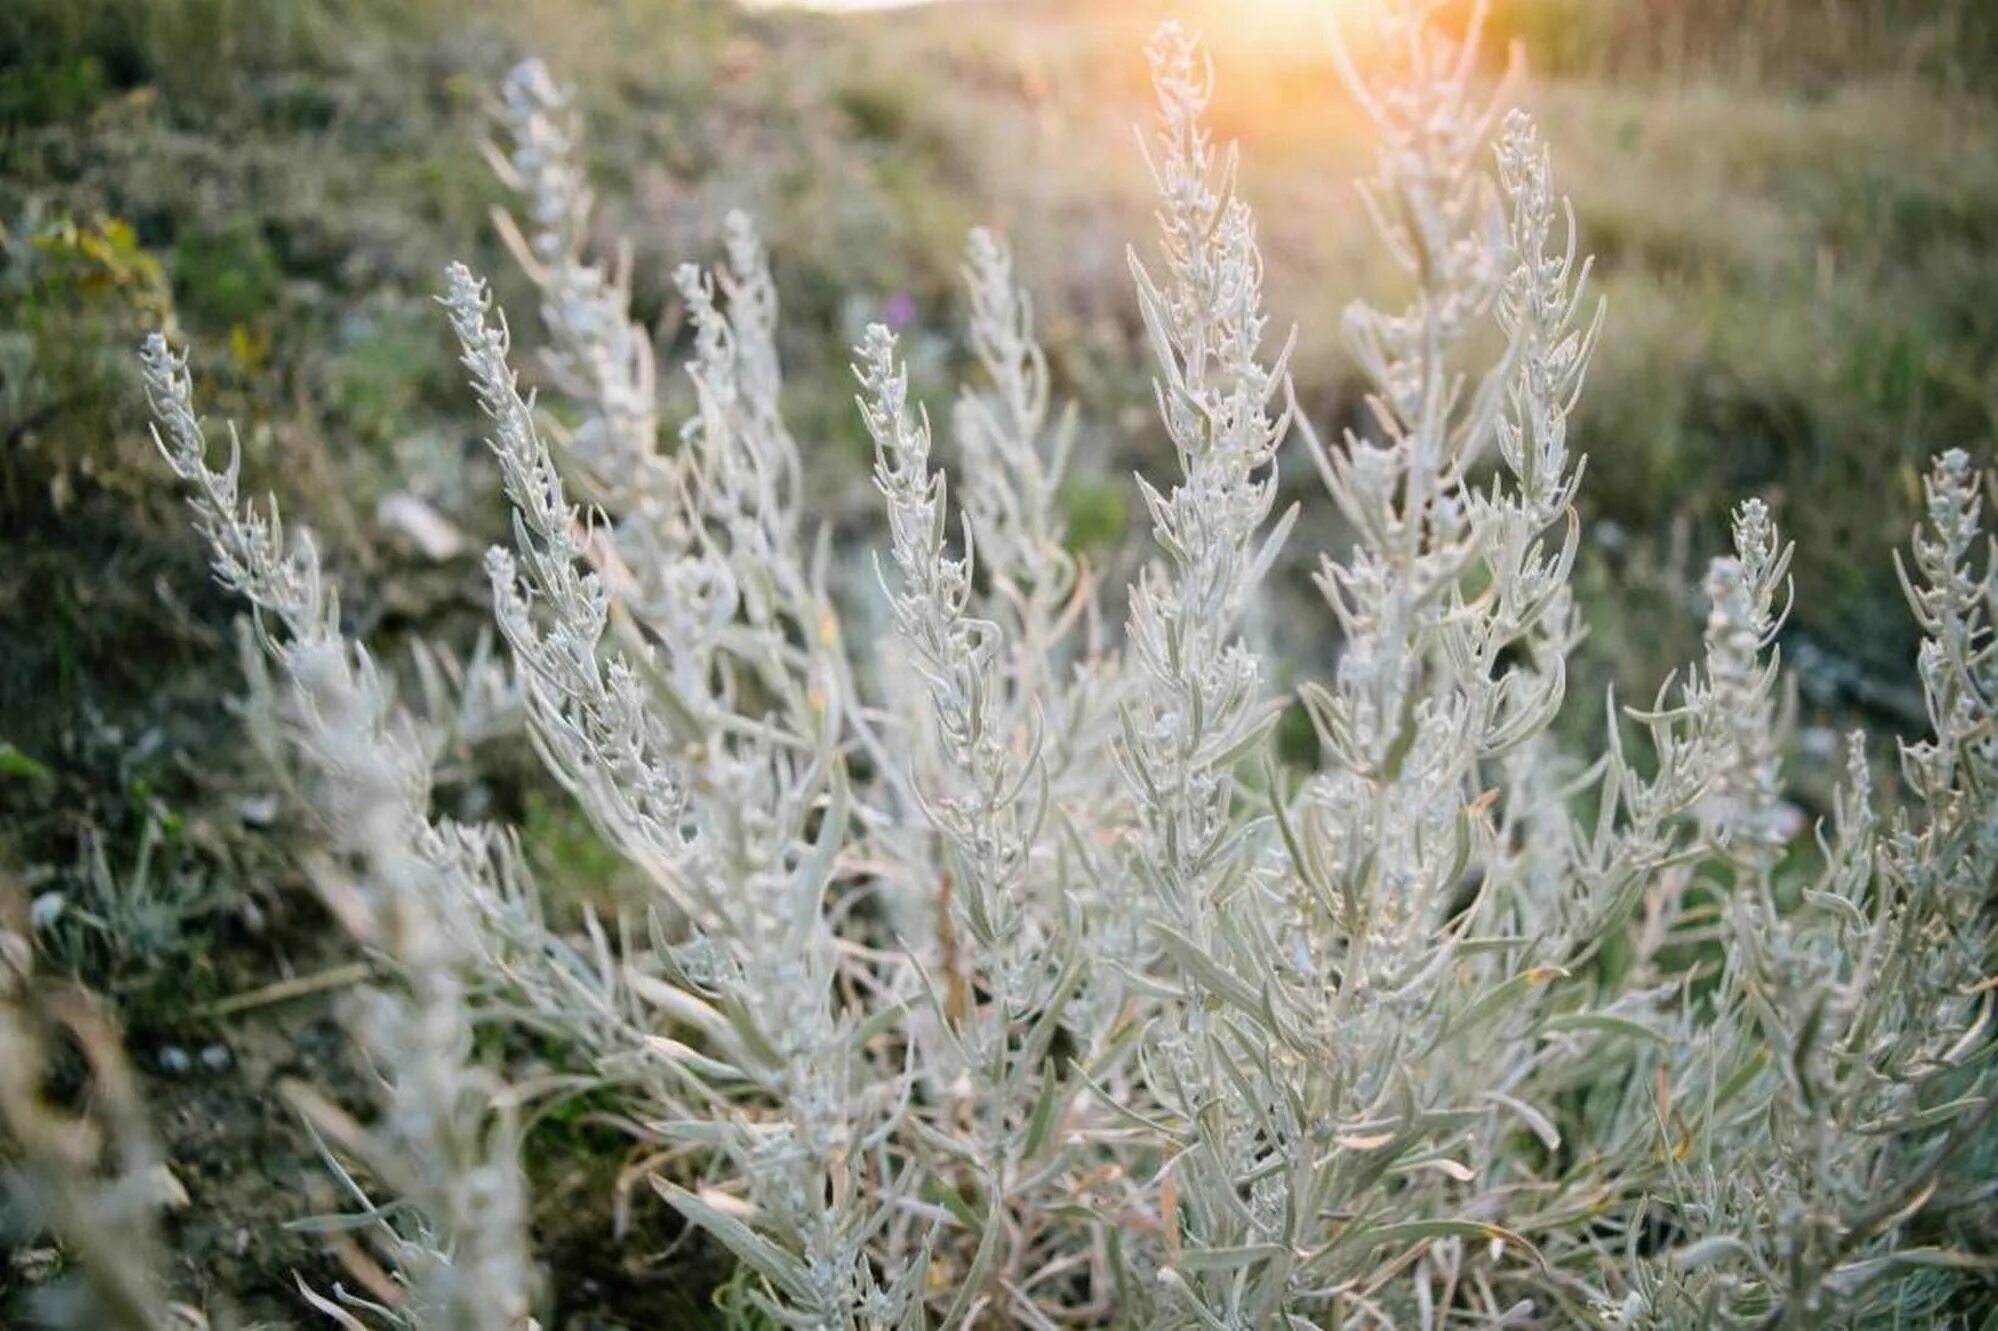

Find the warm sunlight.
[
  {"left": 745, "top": 0, "right": 1375, "bottom": 22},
  {"left": 739, "top": 0, "right": 948, "bottom": 11},
  {"left": 1243, "top": 0, "right": 1371, "bottom": 21},
  {"left": 1201, "top": 0, "right": 1391, "bottom": 69}
]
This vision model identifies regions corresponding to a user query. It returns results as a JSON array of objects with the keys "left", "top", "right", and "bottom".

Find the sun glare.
[{"left": 1239, "top": 0, "right": 1376, "bottom": 33}]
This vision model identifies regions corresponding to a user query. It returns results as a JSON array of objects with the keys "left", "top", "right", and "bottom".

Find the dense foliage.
[{"left": 5, "top": 2, "right": 1994, "bottom": 1327}]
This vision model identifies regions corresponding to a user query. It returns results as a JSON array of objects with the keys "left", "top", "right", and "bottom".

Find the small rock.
[
  {"left": 239, "top": 794, "right": 281, "bottom": 828},
  {"left": 1798, "top": 726, "right": 1842, "bottom": 764},
  {"left": 29, "top": 891, "right": 65, "bottom": 931},
  {"left": 9, "top": 1246, "right": 59, "bottom": 1281},
  {"left": 376, "top": 492, "right": 467, "bottom": 562}
]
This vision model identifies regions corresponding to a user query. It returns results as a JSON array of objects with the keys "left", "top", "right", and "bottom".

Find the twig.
[{"left": 198, "top": 961, "right": 374, "bottom": 1019}]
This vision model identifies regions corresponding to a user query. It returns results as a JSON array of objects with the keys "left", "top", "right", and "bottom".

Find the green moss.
[
  {"left": 0, "top": 54, "right": 113, "bottom": 127},
  {"left": 519, "top": 790, "right": 633, "bottom": 909},
  {"left": 319, "top": 294, "right": 455, "bottom": 446},
  {"left": 1063, "top": 478, "right": 1128, "bottom": 554},
  {"left": 835, "top": 68, "right": 920, "bottom": 144},
  {"left": 172, "top": 219, "right": 282, "bottom": 330},
  {"left": 1, "top": 215, "right": 175, "bottom": 499},
  {"left": 1274, "top": 699, "right": 1318, "bottom": 771}
]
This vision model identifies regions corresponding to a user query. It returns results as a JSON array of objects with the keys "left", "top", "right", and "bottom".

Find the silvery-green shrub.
[{"left": 130, "top": 2, "right": 1995, "bottom": 1326}]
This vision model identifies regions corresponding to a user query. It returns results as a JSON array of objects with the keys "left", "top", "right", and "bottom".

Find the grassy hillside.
[{"left": 2, "top": 0, "right": 1993, "bottom": 1321}]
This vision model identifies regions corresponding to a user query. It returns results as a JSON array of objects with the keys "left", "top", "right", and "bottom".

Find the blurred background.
[{"left": 2, "top": 0, "right": 1994, "bottom": 1321}]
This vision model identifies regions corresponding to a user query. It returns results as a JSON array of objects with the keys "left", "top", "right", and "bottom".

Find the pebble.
[
  {"left": 1798, "top": 725, "right": 1842, "bottom": 764},
  {"left": 29, "top": 891, "right": 65, "bottom": 931},
  {"left": 377, "top": 491, "right": 467, "bottom": 561},
  {"left": 239, "top": 794, "right": 281, "bottom": 828},
  {"left": 9, "top": 1247, "right": 59, "bottom": 1281}
]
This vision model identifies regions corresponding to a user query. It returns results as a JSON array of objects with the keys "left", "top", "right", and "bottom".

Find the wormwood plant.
[{"left": 103, "top": 0, "right": 1998, "bottom": 1326}]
